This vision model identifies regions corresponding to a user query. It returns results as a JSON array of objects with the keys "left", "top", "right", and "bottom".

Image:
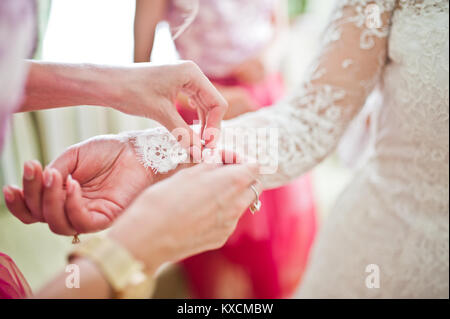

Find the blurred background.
[{"left": 0, "top": 0, "right": 355, "bottom": 297}]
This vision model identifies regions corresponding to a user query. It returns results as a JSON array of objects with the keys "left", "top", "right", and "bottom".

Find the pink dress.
[
  {"left": 168, "top": 0, "right": 317, "bottom": 298},
  {"left": 0, "top": 0, "right": 36, "bottom": 299}
]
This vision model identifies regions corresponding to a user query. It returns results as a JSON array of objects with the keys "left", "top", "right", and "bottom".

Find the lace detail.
[
  {"left": 128, "top": 127, "right": 188, "bottom": 174},
  {"left": 324, "top": 0, "right": 396, "bottom": 50},
  {"left": 223, "top": 0, "right": 396, "bottom": 188},
  {"left": 222, "top": 0, "right": 449, "bottom": 297}
]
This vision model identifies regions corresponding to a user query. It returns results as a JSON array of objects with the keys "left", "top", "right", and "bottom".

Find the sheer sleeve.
[{"left": 220, "top": 0, "right": 397, "bottom": 189}]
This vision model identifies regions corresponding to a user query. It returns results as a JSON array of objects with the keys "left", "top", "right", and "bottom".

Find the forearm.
[
  {"left": 134, "top": 0, "right": 167, "bottom": 62},
  {"left": 35, "top": 257, "right": 111, "bottom": 299},
  {"left": 221, "top": 2, "right": 394, "bottom": 190},
  {"left": 19, "top": 60, "right": 122, "bottom": 113},
  {"left": 35, "top": 226, "right": 167, "bottom": 299}
]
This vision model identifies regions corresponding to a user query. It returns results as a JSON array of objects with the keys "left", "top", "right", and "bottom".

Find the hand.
[
  {"left": 3, "top": 134, "right": 187, "bottom": 235},
  {"left": 111, "top": 61, "right": 228, "bottom": 148},
  {"left": 23, "top": 61, "right": 228, "bottom": 149},
  {"left": 108, "top": 162, "right": 262, "bottom": 271}
]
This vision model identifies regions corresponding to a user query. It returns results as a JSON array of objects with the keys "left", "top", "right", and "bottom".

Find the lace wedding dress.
[{"left": 220, "top": 0, "right": 449, "bottom": 298}]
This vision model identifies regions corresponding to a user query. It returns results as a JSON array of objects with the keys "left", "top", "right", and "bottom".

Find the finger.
[
  {"left": 42, "top": 168, "right": 76, "bottom": 235},
  {"left": 220, "top": 165, "right": 263, "bottom": 218},
  {"left": 191, "top": 92, "right": 224, "bottom": 148},
  {"left": 201, "top": 148, "right": 223, "bottom": 165},
  {"left": 219, "top": 149, "right": 242, "bottom": 165},
  {"left": 232, "top": 178, "right": 263, "bottom": 217},
  {"left": 204, "top": 105, "right": 227, "bottom": 147},
  {"left": 48, "top": 146, "right": 78, "bottom": 180},
  {"left": 65, "top": 175, "right": 112, "bottom": 233},
  {"left": 3, "top": 186, "right": 39, "bottom": 225},
  {"left": 22, "top": 160, "right": 44, "bottom": 221},
  {"left": 161, "top": 107, "right": 203, "bottom": 151},
  {"left": 209, "top": 163, "right": 260, "bottom": 195},
  {"left": 189, "top": 146, "right": 203, "bottom": 164},
  {"left": 206, "top": 164, "right": 261, "bottom": 225},
  {"left": 180, "top": 64, "right": 228, "bottom": 145},
  {"left": 195, "top": 101, "right": 207, "bottom": 140},
  {"left": 203, "top": 125, "right": 222, "bottom": 149}
]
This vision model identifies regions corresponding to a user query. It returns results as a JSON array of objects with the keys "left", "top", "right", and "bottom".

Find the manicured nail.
[
  {"left": 23, "top": 162, "right": 35, "bottom": 181},
  {"left": 3, "top": 186, "right": 14, "bottom": 203},
  {"left": 66, "top": 175, "right": 74, "bottom": 195},
  {"left": 43, "top": 169, "right": 53, "bottom": 188}
]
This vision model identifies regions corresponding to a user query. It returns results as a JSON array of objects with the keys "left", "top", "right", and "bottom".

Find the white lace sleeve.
[
  {"left": 123, "top": 127, "right": 188, "bottom": 174},
  {"left": 221, "top": 0, "right": 397, "bottom": 189}
]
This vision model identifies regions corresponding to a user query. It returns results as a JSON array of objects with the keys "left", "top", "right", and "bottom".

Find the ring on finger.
[{"left": 249, "top": 184, "right": 261, "bottom": 215}]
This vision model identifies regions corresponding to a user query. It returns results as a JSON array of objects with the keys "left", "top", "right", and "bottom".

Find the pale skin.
[
  {"left": 3, "top": 58, "right": 230, "bottom": 234},
  {"left": 34, "top": 162, "right": 262, "bottom": 298},
  {"left": 3, "top": 122, "right": 261, "bottom": 299},
  {"left": 21, "top": 60, "right": 228, "bottom": 148},
  {"left": 133, "top": 0, "right": 288, "bottom": 120},
  {"left": 1, "top": 57, "right": 249, "bottom": 298}
]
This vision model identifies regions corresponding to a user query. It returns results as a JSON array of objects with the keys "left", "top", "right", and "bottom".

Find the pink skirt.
[
  {"left": 180, "top": 74, "right": 318, "bottom": 298},
  {"left": 0, "top": 252, "right": 31, "bottom": 299}
]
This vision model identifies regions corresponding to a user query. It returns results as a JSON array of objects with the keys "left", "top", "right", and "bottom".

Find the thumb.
[
  {"left": 157, "top": 106, "right": 203, "bottom": 152},
  {"left": 47, "top": 146, "right": 78, "bottom": 180}
]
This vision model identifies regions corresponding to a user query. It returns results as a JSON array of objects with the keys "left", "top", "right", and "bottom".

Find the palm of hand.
[{"left": 51, "top": 136, "right": 154, "bottom": 232}]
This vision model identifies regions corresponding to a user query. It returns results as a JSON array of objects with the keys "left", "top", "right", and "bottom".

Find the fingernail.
[
  {"left": 3, "top": 186, "right": 14, "bottom": 203},
  {"left": 43, "top": 169, "right": 53, "bottom": 188},
  {"left": 23, "top": 162, "right": 35, "bottom": 181},
  {"left": 66, "top": 175, "right": 74, "bottom": 194}
]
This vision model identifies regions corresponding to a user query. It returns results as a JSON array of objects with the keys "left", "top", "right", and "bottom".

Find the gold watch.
[{"left": 68, "top": 235, "right": 155, "bottom": 299}]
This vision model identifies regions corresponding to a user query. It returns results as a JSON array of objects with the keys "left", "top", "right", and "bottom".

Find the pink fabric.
[
  {"left": 167, "top": 0, "right": 277, "bottom": 78},
  {"left": 0, "top": 0, "right": 36, "bottom": 150},
  {"left": 0, "top": 253, "right": 32, "bottom": 299},
  {"left": 181, "top": 74, "right": 318, "bottom": 299},
  {"left": 0, "top": 0, "right": 36, "bottom": 299}
]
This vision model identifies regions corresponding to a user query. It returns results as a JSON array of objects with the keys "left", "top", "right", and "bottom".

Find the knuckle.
[
  {"left": 21, "top": 218, "right": 35, "bottom": 225},
  {"left": 214, "top": 233, "right": 229, "bottom": 249},
  {"left": 48, "top": 223, "right": 64, "bottom": 235},
  {"left": 181, "top": 60, "right": 197, "bottom": 71},
  {"left": 73, "top": 223, "right": 88, "bottom": 234},
  {"left": 217, "top": 237, "right": 228, "bottom": 248}
]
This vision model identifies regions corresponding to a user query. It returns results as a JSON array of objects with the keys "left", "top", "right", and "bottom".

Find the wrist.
[
  {"left": 69, "top": 235, "right": 156, "bottom": 298},
  {"left": 107, "top": 205, "right": 169, "bottom": 276}
]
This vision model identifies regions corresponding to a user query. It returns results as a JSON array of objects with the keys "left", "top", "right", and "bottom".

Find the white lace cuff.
[{"left": 125, "top": 127, "right": 188, "bottom": 174}]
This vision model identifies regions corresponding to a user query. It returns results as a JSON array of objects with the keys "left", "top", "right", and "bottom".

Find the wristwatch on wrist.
[{"left": 68, "top": 235, "right": 155, "bottom": 299}]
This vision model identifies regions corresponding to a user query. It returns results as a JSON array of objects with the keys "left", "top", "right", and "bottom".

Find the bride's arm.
[{"left": 220, "top": 0, "right": 397, "bottom": 189}]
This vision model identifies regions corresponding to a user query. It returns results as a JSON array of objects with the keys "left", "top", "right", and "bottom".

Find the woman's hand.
[
  {"left": 3, "top": 134, "right": 188, "bottom": 235},
  {"left": 22, "top": 61, "right": 228, "bottom": 148},
  {"left": 111, "top": 61, "right": 228, "bottom": 147},
  {"left": 108, "top": 162, "right": 261, "bottom": 271}
]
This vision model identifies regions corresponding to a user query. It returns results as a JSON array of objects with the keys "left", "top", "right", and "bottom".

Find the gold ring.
[{"left": 249, "top": 184, "right": 261, "bottom": 214}]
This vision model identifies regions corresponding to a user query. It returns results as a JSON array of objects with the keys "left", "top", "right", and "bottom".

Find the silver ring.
[{"left": 249, "top": 184, "right": 261, "bottom": 214}]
